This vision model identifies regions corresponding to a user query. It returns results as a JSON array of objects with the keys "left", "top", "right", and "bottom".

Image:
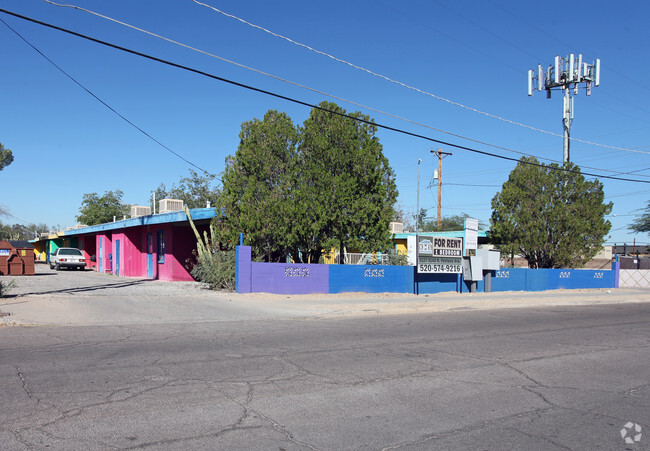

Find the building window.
[{"left": 157, "top": 230, "right": 165, "bottom": 263}]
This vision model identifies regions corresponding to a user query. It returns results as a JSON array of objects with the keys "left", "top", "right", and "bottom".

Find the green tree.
[
  {"left": 219, "top": 103, "right": 398, "bottom": 263},
  {"left": 298, "top": 101, "right": 398, "bottom": 262},
  {"left": 219, "top": 110, "right": 299, "bottom": 261},
  {"left": 152, "top": 169, "right": 220, "bottom": 211},
  {"left": 629, "top": 201, "right": 650, "bottom": 234},
  {"left": 414, "top": 209, "right": 476, "bottom": 232},
  {"left": 0, "top": 142, "right": 14, "bottom": 171},
  {"left": 76, "top": 189, "right": 130, "bottom": 226},
  {"left": 490, "top": 157, "right": 612, "bottom": 268},
  {"left": 0, "top": 222, "right": 50, "bottom": 240}
]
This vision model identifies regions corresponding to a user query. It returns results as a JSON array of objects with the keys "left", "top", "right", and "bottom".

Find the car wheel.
[
  {"left": 55, "top": 263, "right": 60, "bottom": 270},
  {"left": 50, "top": 263, "right": 55, "bottom": 269}
]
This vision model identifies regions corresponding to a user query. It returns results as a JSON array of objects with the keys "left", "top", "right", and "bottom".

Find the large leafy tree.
[
  {"left": 0, "top": 142, "right": 14, "bottom": 171},
  {"left": 219, "top": 110, "right": 299, "bottom": 261},
  {"left": 629, "top": 201, "right": 650, "bottom": 234},
  {"left": 152, "top": 169, "right": 220, "bottom": 211},
  {"left": 76, "top": 189, "right": 130, "bottom": 225},
  {"left": 219, "top": 102, "right": 398, "bottom": 263},
  {"left": 490, "top": 157, "right": 612, "bottom": 268},
  {"left": 298, "top": 102, "right": 398, "bottom": 262}
]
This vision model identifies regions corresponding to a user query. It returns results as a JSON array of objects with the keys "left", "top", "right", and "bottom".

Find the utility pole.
[
  {"left": 528, "top": 54, "right": 600, "bottom": 163},
  {"left": 431, "top": 149, "right": 452, "bottom": 229},
  {"left": 416, "top": 159, "right": 422, "bottom": 234}
]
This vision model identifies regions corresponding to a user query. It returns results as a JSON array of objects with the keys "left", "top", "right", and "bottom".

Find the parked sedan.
[{"left": 50, "top": 247, "right": 86, "bottom": 270}]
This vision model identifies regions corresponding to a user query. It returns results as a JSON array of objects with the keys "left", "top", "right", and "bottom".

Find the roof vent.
[
  {"left": 159, "top": 198, "right": 184, "bottom": 214},
  {"left": 130, "top": 205, "right": 152, "bottom": 218}
]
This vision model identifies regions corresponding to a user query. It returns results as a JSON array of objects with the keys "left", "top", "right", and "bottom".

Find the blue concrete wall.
[
  {"left": 489, "top": 267, "right": 615, "bottom": 292},
  {"left": 329, "top": 265, "right": 413, "bottom": 293},
  {"left": 236, "top": 246, "right": 617, "bottom": 294},
  {"left": 416, "top": 272, "right": 460, "bottom": 294}
]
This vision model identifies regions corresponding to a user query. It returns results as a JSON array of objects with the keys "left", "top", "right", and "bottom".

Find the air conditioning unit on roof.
[
  {"left": 131, "top": 205, "right": 152, "bottom": 218},
  {"left": 159, "top": 198, "right": 184, "bottom": 214},
  {"left": 389, "top": 221, "right": 404, "bottom": 233}
]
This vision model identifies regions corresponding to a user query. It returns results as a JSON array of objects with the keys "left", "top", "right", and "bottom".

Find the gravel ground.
[{"left": 1, "top": 262, "right": 650, "bottom": 326}]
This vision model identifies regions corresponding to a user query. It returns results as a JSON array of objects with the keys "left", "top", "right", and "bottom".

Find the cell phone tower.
[{"left": 528, "top": 54, "right": 600, "bottom": 163}]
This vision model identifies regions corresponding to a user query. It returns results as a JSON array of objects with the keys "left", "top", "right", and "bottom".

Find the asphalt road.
[{"left": 1, "top": 300, "right": 649, "bottom": 450}]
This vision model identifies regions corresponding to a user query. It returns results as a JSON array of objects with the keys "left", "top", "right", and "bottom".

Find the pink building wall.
[
  {"left": 154, "top": 225, "right": 195, "bottom": 282},
  {"left": 61, "top": 212, "right": 213, "bottom": 281},
  {"left": 96, "top": 234, "right": 112, "bottom": 274}
]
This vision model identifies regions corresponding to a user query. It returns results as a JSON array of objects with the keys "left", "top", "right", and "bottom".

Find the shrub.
[
  {"left": 387, "top": 253, "right": 408, "bottom": 266},
  {"left": 190, "top": 249, "right": 236, "bottom": 291},
  {"left": 0, "top": 279, "right": 15, "bottom": 297}
]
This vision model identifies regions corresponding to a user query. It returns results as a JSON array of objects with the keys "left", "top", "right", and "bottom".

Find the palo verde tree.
[
  {"left": 76, "top": 189, "right": 130, "bottom": 226},
  {"left": 490, "top": 156, "right": 612, "bottom": 268},
  {"left": 219, "top": 110, "right": 299, "bottom": 262}
]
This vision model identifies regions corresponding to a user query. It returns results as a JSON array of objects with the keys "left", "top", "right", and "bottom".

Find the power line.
[
  {"left": 41, "top": 1, "right": 650, "bottom": 177},
  {"left": 2, "top": 8, "right": 650, "bottom": 185},
  {"left": 192, "top": 1, "right": 650, "bottom": 156},
  {"left": 374, "top": 0, "right": 521, "bottom": 72},
  {"left": 38, "top": 0, "right": 569, "bottom": 167},
  {"left": 0, "top": 17, "right": 215, "bottom": 177}
]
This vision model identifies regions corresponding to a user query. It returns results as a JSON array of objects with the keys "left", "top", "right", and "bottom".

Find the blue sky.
[{"left": 1, "top": 0, "right": 649, "bottom": 245}]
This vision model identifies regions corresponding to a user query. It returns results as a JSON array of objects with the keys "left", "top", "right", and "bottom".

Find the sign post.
[{"left": 464, "top": 218, "right": 479, "bottom": 256}]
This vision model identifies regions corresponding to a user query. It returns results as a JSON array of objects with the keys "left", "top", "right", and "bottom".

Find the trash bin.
[
  {"left": 0, "top": 241, "right": 35, "bottom": 276},
  {"left": 8, "top": 255, "right": 23, "bottom": 275},
  {"left": 15, "top": 247, "right": 34, "bottom": 275},
  {"left": 0, "top": 241, "right": 11, "bottom": 275}
]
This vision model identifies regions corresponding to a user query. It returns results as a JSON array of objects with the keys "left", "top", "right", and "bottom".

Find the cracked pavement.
[
  {"left": 1, "top": 266, "right": 649, "bottom": 449},
  {"left": 1, "top": 300, "right": 649, "bottom": 449}
]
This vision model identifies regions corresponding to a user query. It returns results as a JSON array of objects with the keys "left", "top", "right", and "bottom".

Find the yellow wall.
[{"left": 394, "top": 239, "right": 407, "bottom": 256}]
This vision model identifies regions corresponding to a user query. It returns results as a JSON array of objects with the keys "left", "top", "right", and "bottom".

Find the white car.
[{"left": 50, "top": 247, "right": 86, "bottom": 270}]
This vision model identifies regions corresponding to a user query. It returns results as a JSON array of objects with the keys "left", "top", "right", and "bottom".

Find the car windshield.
[{"left": 59, "top": 249, "right": 82, "bottom": 256}]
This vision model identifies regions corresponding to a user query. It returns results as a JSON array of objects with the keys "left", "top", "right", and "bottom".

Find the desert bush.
[{"left": 190, "top": 249, "right": 235, "bottom": 291}]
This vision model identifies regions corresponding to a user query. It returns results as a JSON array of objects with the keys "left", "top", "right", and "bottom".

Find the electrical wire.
[
  {"left": 0, "top": 16, "right": 215, "bottom": 177},
  {"left": 191, "top": 0, "right": 650, "bottom": 156},
  {"left": 382, "top": 0, "right": 650, "bottom": 145},
  {"left": 2, "top": 8, "right": 650, "bottom": 185},
  {"left": 41, "top": 1, "right": 650, "bottom": 178},
  {"left": 38, "top": 0, "right": 570, "bottom": 167}
]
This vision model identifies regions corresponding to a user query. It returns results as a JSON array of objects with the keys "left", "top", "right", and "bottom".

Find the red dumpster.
[
  {"left": 0, "top": 241, "right": 35, "bottom": 276},
  {"left": 8, "top": 255, "right": 23, "bottom": 275},
  {"left": 0, "top": 241, "right": 12, "bottom": 275}
]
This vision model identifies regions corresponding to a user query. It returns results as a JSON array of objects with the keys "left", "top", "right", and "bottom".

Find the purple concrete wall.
[
  {"left": 251, "top": 262, "right": 329, "bottom": 294},
  {"left": 236, "top": 246, "right": 252, "bottom": 293}
]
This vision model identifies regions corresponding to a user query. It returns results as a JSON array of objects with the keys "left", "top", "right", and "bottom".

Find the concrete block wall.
[{"left": 236, "top": 246, "right": 618, "bottom": 295}]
